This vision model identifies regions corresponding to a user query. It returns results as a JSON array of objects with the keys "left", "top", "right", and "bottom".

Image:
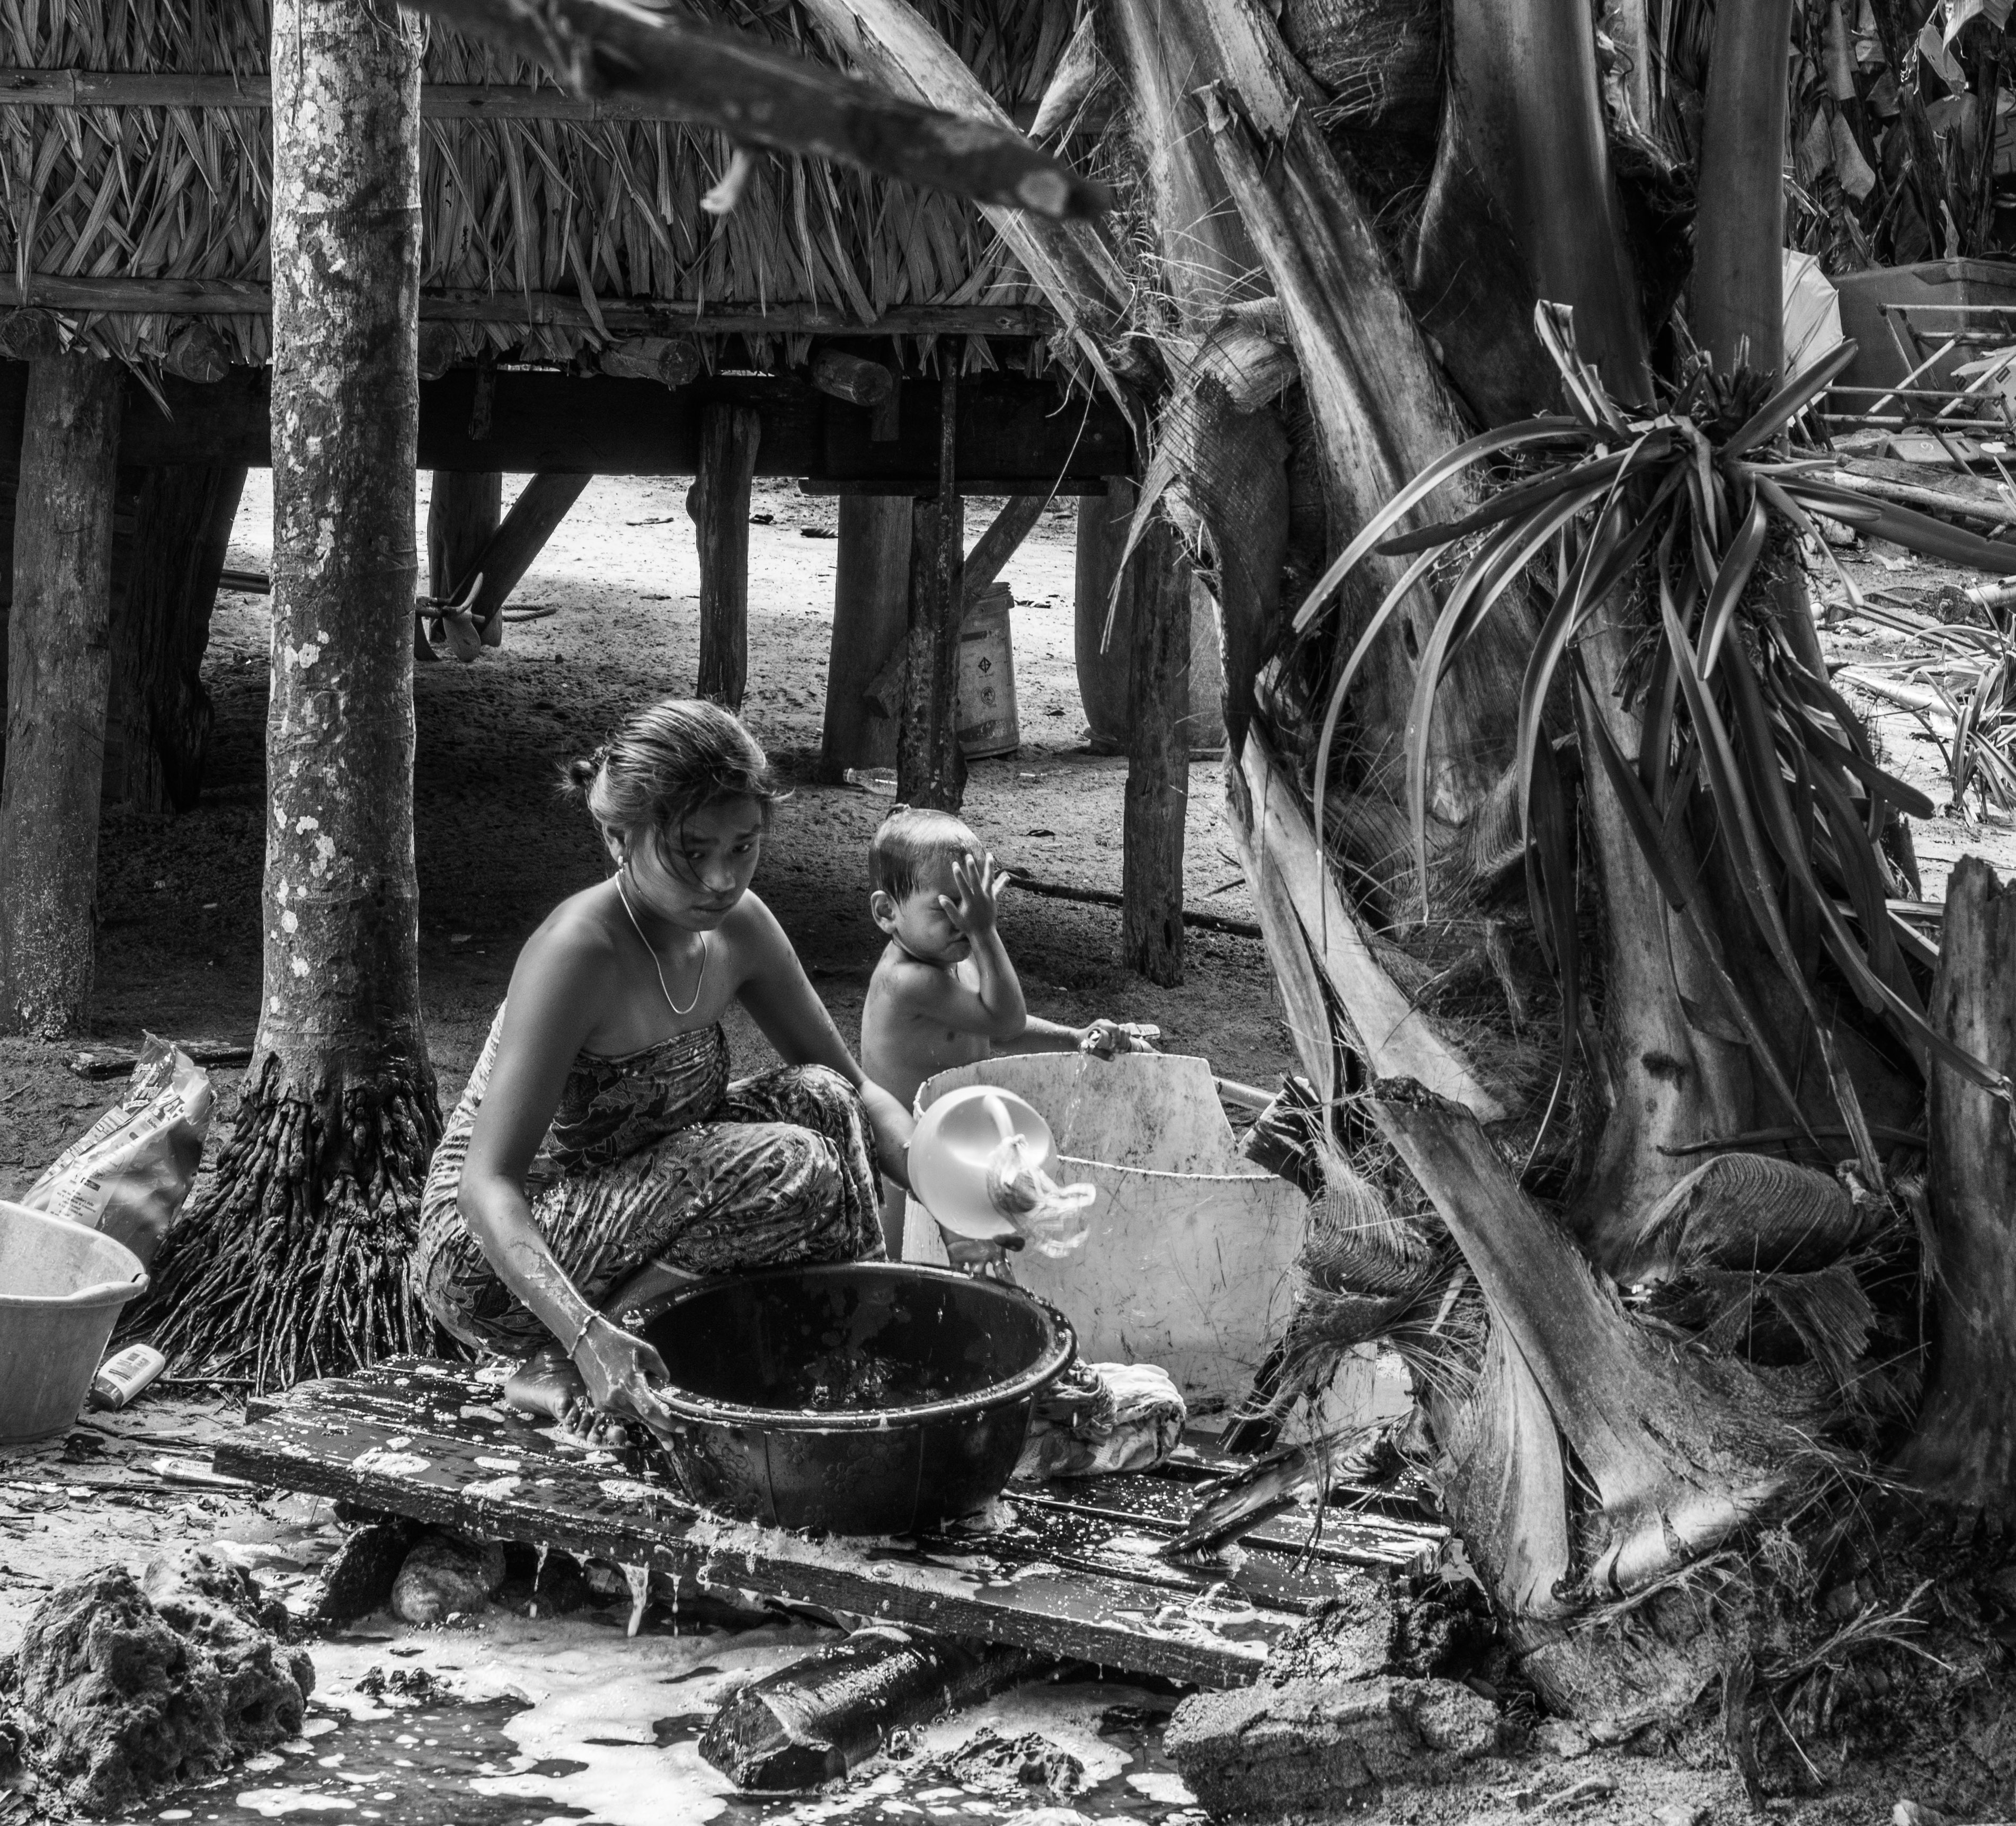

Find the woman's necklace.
[{"left": 615, "top": 873, "right": 708, "bottom": 1018}]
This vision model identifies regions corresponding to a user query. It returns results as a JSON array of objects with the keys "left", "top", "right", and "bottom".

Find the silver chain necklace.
[{"left": 615, "top": 872, "right": 708, "bottom": 1018}]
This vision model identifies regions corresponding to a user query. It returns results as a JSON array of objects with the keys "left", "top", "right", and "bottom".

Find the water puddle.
[{"left": 136, "top": 1612, "right": 1207, "bottom": 1826}]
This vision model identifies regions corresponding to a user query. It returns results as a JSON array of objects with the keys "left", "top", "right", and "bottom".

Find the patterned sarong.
[{"left": 413, "top": 1004, "right": 884, "bottom": 1353}]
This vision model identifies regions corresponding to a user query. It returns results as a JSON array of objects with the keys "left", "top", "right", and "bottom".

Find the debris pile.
[{"left": 0, "top": 1547, "right": 312, "bottom": 1818}]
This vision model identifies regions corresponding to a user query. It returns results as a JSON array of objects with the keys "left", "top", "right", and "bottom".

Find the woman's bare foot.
[{"left": 504, "top": 1347, "right": 631, "bottom": 1447}]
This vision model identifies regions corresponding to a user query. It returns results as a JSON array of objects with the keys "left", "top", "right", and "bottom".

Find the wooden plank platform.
[{"left": 219, "top": 1359, "right": 1445, "bottom": 1689}]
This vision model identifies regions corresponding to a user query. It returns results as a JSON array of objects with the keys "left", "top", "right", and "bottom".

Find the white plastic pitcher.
[{"left": 0, "top": 1201, "right": 149, "bottom": 1447}]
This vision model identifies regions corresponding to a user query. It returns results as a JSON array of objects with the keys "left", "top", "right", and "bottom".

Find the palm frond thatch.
[{"left": 0, "top": 0, "right": 1070, "bottom": 368}]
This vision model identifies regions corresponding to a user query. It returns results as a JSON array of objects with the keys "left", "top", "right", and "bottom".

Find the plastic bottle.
[{"left": 89, "top": 1343, "right": 167, "bottom": 1411}]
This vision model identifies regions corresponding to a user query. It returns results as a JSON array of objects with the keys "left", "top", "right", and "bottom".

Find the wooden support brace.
[
  {"left": 0, "top": 353, "right": 123, "bottom": 1037},
  {"left": 691, "top": 407, "right": 762, "bottom": 709},
  {"left": 450, "top": 471, "right": 591, "bottom": 648},
  {"left": 1121, "top": 514, "right": 1189, "bottom": 986},
  {"left": 810, "top": 348, "right": 896, "bottom": 409}
]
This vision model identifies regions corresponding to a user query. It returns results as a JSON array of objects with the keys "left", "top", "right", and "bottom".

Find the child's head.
[
  {"left": 564, "top": 698, "right": 780, "bottom": 925},
  {"left": 869, "top": 807, "right": 980, "bottom": 964}
]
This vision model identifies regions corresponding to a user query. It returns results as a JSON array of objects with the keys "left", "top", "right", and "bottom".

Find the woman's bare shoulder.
[{"left": 509, "top": 885, "right": 623, "bottom": 996}]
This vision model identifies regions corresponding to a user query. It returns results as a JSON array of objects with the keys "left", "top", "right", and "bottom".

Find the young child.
[{"left": 859, "top": 807, "right": 1135, "bottom": 1257}]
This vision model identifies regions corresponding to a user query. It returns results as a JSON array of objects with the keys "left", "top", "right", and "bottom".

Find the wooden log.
[
  {"left": 0, "top": 308, "right": 64, "bottom": 361},
  {"left": 962, "top": 492, "right": 1049, "bottom": 603},
  {"left": 599, "top": 337, "right": 703, "bottom": 388},
  {"left": 0, "top": 353, "right": 123, "bottom": 1037},
  {"left": 810, "top": 348, "right": 895, "bottom": 410},
  {"left": 897, "top": 368, "right": 964, "bottom": 809},
  {"left": 820, "top": 493, "right": 912, "bottom": 778},
  {"left": 691, "top": 407, "right": 762, "bottom": 709},
  {"left": 102, "top": 464, "right": 247, "bottom": 813},
  {"left": 1893, "top": 858, "right": 2016, "bottom": 1521},
  {"left": 161, "top": 325, "right": 233, "bottom": 385},
  {"left": 698, "top": 1631, "right": 1050, "bottom": 1790},
  {"left": 408, "top": 0, "right": 1103, "bottom": 219},
  {"left": 1122, "top": 515, "right": 1189, "bottom": 986},
  {"left": 1074, "top": 477, "right": 1136, "bottom": 754}
]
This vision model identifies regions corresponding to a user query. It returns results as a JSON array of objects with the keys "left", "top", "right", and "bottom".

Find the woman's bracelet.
[{"left": 565, "top": 1306, "right": 614, "bottom": 1359}]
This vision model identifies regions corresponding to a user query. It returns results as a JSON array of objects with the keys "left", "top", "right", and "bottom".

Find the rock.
[
  {"left": 390, "top": 1534, "right": 506, "bottom": 1625},
  {"left": 306, "top": 1521, "right": 423, "bottom": 1627},
  {"left": 1654, "top": 1805, "right": 1709, "bottom": 1826},
  {"left": 1894, "top": 1804, "right": 1951, "bottom": 1826},
  {"left": 7, "top": 1551, "right": 312, "bottom": 1818},
  {"left": 1164, "top": 1676, "right": 1499, "bottom": 1821},
  {"left": 1534, "top": 1717, "right": 1594, "bottom": 1759}
]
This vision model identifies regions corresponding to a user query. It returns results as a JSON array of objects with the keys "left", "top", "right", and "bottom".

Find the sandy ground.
[{"left": 3, "top": 484, "right": 2016, "bottom": 1825}]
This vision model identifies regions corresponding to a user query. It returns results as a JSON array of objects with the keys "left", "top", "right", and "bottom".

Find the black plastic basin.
[{"left": 638, "top": 1262, "right": 1073, "bottom": 1536}]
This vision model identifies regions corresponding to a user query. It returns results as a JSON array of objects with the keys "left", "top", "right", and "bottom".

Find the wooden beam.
[
  {"left": 405, "top": 0, "right": 1103, "bottom": 219},
  {"left": 898, "top": 366, "right": 964, "bottom": 809},
  {"left": 0, "top": 353, "right": 123, "bottom": 1037},
  {"left": 0, "top": 275, "right": 1055, "bottom": 341},
  {"left": 961, "top": 491, "right": 1049, "bottom": 605},
  {"left": 820, "top": 493, "right": 912, "bottom": 778},
  {"left": 1121, "top": 514, "right": 1189, "bottom": 986},
  {"left": 102, "top": 463, "right": 246, "bottom": 812},
  {"left": 1074, "top": 476, "right": 1135, "bottom": 754},
  {"left": 0, "top": 69, "right": 1045, "bottom": 129},
  {"left": 458, "top": 472, "right": 591, "bottom": 638},
  {"left": 692, "top": 408, "right": 761, "bottom": 709}
]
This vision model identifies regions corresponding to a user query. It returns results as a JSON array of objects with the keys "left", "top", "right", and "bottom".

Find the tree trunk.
[
  {"left": 1891, "top": 858, "right": 2016, "bottom": 1522},
  {"left": 691, "top": 406, "right": 761, "bottom": 710},
  {"left": 820, "top": 493, "right": 912, "bottom": 778},
  {"left": 1074, "top": 477, "right": 1136, "bottom": 755},
  {"left": 1122, "top": 517, "right": 1189, "bottom": 985},
  {"left": 102, "top": 464, "right": 247, "bottom": 813},
  {"left": 139, "top": 0, "right": 438, "bottom": 1388},
  {"left": 1411, "top": 0, "right": 1651, "bottom": 420},
  {"left": 898, "top": 369, "right": 964, "bottom": 810},
  {"left": 0, "top": 354, "right": 123, "bottom": 1038},
  {"left": 1692, "top": 0, "right": 1795, "bottom": 377}
]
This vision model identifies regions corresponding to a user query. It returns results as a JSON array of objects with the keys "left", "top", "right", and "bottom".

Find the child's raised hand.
[{"left": 939, "top": 851, "right": 1013, "bottom": 940}]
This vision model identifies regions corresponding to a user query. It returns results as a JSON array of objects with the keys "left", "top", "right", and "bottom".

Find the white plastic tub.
[{"left": 0, "top": 1200, "right": 149, "bottom": 1447}]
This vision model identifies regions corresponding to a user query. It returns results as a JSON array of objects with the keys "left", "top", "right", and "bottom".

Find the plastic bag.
[
  {"left": 23, "top": 1034, "right": 212, "bottom": 1268},
  {"left": 983, "top": 1128, "right": 1094, "bottom": 1259}
]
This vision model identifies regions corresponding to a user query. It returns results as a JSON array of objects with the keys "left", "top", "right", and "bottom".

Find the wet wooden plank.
[{"left": 218, "top": 1359, "right": 1379, "bottom": 1686}]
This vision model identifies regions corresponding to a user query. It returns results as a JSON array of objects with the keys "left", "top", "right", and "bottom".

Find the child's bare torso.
[{"left": 860, "top": 943, "right": 990, "bottom": 1112}]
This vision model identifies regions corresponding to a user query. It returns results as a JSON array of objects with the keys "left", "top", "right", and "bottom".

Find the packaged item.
[
  {"left": 90, "top": 1343, "right": 169, "bottom": 1411},
  {"left": 23, "top": 1034, "right": 214, "bottom": 1268}
]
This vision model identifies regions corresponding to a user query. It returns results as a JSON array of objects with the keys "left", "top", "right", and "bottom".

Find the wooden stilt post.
[
  {"left": 0, "top": 353, "right": 124, "bottom": 1037},
  {"left": 1074, "top": 476, "right": 1136, "bottom": 755},
  {"left": 137, "top": 0, "right": 439, "bottom": 1387},
  {"left": 1122, "top": 514, "right": 1190, "bottom": 986},
  {"left": 102, "top": 464, "right": 248, "bottom": 812},
  {"left": 428, "top": 470, "right": 501, "bottom": 599},
  {"left": 691, "top": 406, "right": 761, "bottom": 709},
  {"left": 898, "top": 366, "right": 964, "bottom": 810},
  {"left": 820, "top": 493, "right": 913, "bottom": 778}
]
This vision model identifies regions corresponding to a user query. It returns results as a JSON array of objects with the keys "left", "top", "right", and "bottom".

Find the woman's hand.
[{"left": 572, "top": 1315, "right": 676, "bottom": 1435}]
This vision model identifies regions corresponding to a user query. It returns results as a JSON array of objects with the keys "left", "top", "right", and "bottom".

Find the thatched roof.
[{"left": 0, "top": 0, "right": 1073, "bottom": 372}]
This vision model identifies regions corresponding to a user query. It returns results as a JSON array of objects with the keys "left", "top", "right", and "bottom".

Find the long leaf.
[
  {"left": 1786, "top": 479, "right": 2016, "bottom": 575},
  {"left": 1695, "top": 491, "right": 1771, "bottom": 678},
  {"left": 1378, "top": 434, "right": 1673, "bottom": 556},
  {"left": 1722, "top": 340, "right": 1861, "bottom": 459},
  {"left": 1290, "top": 417, "right": 1589, "bottom": 633}
]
